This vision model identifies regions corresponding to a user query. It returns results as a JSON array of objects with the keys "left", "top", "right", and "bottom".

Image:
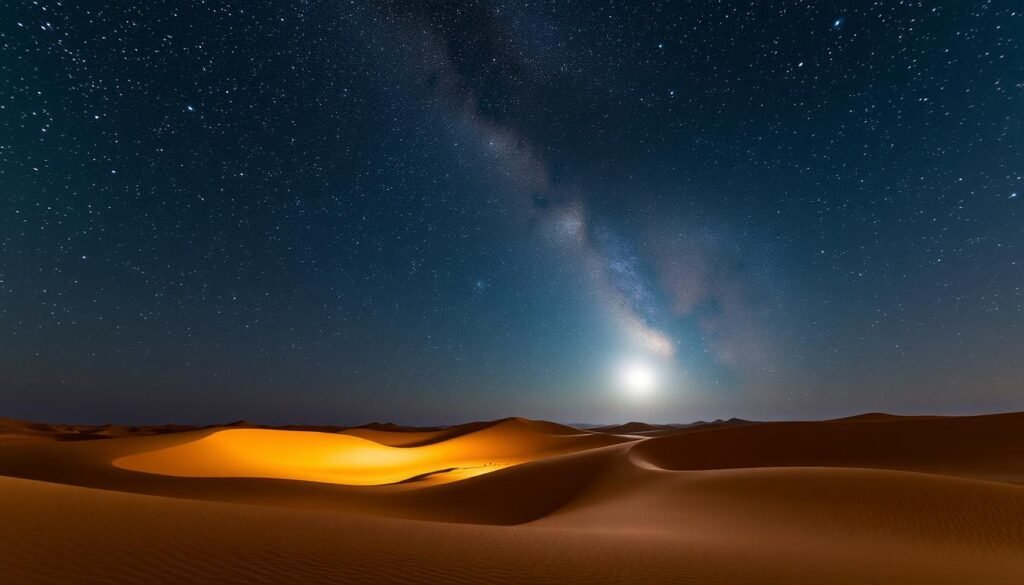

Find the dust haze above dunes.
[{"left": 2, "top": 413, "right": 1024, "bottom": 584}]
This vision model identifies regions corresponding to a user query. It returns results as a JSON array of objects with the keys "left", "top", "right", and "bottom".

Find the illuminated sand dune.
[
  {"left": 2, "top": 413, "right": 1024, "bottom": 584},
  {"left": 114, "top": 418, "right": 622, "bottom": 485}
]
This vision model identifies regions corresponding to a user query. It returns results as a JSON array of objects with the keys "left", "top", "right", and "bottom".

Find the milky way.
[{"left": 1, "top": 1, "right": 1021, "bottom": 424}]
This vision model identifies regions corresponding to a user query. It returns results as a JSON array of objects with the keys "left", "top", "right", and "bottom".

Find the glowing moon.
[{"left": 619, "top": 359, "right": 657, "bottom": 398}]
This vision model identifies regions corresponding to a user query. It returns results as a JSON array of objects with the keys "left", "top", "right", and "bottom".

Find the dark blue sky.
[{"left": 1, "top": 1, "right": 1021, "bottom": 424}]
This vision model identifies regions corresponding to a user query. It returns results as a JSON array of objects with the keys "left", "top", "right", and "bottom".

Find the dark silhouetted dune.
[
  {"left": 592, "top": 421, "right": 668, "bottom": 434},
  {"left": 631, "top": 411, "right": 1024, "bottom": 483}
]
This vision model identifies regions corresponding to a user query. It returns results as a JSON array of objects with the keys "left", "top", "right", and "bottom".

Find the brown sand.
[{"left": 2, "top": 413, "right": 1023, "bottom": 583}]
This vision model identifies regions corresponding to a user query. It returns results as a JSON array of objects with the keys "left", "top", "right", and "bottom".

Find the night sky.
[{"left": 2, "top": 1, "right": 1022, "bottom": 425}]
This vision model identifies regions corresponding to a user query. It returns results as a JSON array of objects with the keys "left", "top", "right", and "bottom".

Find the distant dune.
[
  {"left": 2, "top": 413, "right": 1023, "bottom": 583},
  {"left": 591, "top": 417, "right": 755, "bottom": 437},
  {"left": 591, "top": 421, "right": 672, "bottom": 434}
]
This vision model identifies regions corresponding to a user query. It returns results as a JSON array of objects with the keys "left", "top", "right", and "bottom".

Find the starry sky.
[{"left": 2, "top": 1, "right": 1022, "bottom": 425}]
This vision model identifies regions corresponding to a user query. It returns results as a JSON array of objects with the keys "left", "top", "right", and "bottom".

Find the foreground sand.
[{"left": 2, "top": 414, "right": 1024, "bottom": 583}]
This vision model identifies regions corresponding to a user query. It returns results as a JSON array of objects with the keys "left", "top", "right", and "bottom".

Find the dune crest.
[
  {"left": 113, "top": 418, "right": 624, "bottom": 486},
  {"left": 631, "top": 411, "right": 1024, "bottom": 483}
]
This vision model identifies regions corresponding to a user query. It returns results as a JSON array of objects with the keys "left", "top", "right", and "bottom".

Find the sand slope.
[
  {"left": 113, "top": 418, "right": 622, "bottom": 486},
  {"left": 2, "top": 413, "right": 1024, "bottom": 583},
  {"left": 632, "top": 411, "right": 1024, "bottom": 483}
]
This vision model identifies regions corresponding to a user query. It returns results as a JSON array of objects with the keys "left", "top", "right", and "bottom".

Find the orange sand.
[{"left": 2, "top": 413, "right": 1024, "bottom": 583}]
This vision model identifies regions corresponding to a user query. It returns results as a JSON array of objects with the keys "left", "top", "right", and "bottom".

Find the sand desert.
[
  {"left": 6, "top": 0, "right": 1022, "bottom": 583},
  {"left": 2, "top": 413, "right": 1024, "bottom": 584}
]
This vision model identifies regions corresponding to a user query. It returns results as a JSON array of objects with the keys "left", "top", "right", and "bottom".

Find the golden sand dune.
[
  {"left": 338, "top": 420, "right": 493, "bottom": 446},
  {"left": 114, "top": 418, "right": 622, "bottom": 485},
  {"left": 2, "top": 413, "right": 1024, "bottom": 583}
]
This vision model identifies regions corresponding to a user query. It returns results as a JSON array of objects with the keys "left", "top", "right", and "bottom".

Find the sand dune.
[
  {"left": 114, "top": 418, "right": 622, "bottom": 485},
  {"left": 2, "top": 413, "right": 1024, "bottom": 583},
  {"left": 0, "top": 417, "right": 197, "bottom": 443},
  {"left": 632, "top": 411, "right": 1024, "bottom": 483}
]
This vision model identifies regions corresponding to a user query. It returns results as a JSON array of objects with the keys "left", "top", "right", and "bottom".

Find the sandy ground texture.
[{"left": 2, "top": 413, "right": 1024, "bottom": 584}]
